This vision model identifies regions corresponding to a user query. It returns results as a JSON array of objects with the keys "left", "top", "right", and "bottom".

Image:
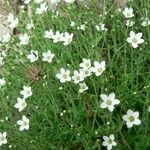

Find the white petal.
[
  {"left": 132, "top": 43, "right": 138, "bottom": 48},
  {"left": 110, "top": 134, "right": 114, "bottom": 140},
  {"left": 138, "top": 39, "right": 144, "bottom": 44},
  {"left": 17, "top": 120, "right": 23, "bottom": 125},
  {"left": 19, "top": 126, "right": 24, "bottom": 131},
  {"left": 109, "top": 93, "right": 115, "bottom": 100},
  {"left": 108, "top": 105, "right": 114, "bottom": 112},
  {"left": 134, "top": 119, "right": 141, "bottom": 125},
  {"left": 122, "top": 115, "right": 128, "bottom": 121},
  {"left": 134, "top": 112, "right": 139, "bottom": 118},
  {"left": 102, "top": 141, "right": 108, "bottom": 146},
  {"left": 3, "top": 139, "right": 7, "bottom": 144},
  {"left": 113, "top": 99, "right": 120, "bottom": 105},
  {"left": 112, "top": 141, "right": 117, "bottom": 146},
  {"left": 127, "top": 109, "right": 133, "bottom": 115},
  {"left": 126, "top": 122, "right": 133, "bottom": 128},
  {"left": 100, "top": 102, "right": 107, "bottom": 108},
  {"left": 103, "top": 136, "right": 108, "bottom": 140},
  {"left": 130, "top": 31, "right": 135, "bottom": 37},
  {"left": 127, "top": 37, "right": 132, "bottom": 43},
  {"left": 107, "top": 144, "right": 113, "bottom": 150},
  {"left": 136, "top": 33, "right": 142, "bottom": 39},
  {"left": 100, "top": 94, "right": 108, "bottom": 101}
]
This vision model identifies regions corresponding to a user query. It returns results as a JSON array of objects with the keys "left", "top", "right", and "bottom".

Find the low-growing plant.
[{"left": 0, "top": 0, "right": 150, "bottom": 149}]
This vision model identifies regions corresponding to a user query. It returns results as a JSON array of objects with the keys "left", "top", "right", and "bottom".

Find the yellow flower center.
[
  {"left": 132, "top": 38, "right": 137, "bottom": 43},
  {"left": 23, "top": 121, "right": 28, "bottom": 126},
  {"left": 108, "top": 139, "right": 112, "bottom": 144},
  {"left": 1, "top": 137, "right": 5, "bottom": 141},
  {"left": 97, "top": 68, "right": 102, "bottom": 73},
  {"left": 63, "top": 74, "right": 68, "bottom": 79},
  {"left": 129, "top": 116, "right": 135, "bottom": 122},
  {"left": 106, "top": 100, "right": 112, "bottom": 105},
  {"left": 22, "top": 102, "right": 26, "bottom": 107},
  {"left": 76, "top": 76, "right": 80, "bottom": 80}
]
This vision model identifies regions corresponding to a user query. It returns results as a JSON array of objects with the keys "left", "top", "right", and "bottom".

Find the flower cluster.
[
  {"left": 141, "top": 17, "right": 150, "bottom": 27},
  {"left": 7, "top": 13, "right": 19, "bottom": 29},
  {"left": 95, "top": 23, "right": 107, "bottom": 31},
  {"left": 14, "top": 86, "right": 32, "bottom": 131},
  {"left": 35, "top": 2, "right": 48, "bottom": 15},
  {"left": 56, "top": 59, "right": 105, "bottom": 93},
  {"left": 99, "top": 92, "right": 141, "bottom": 128},
  {"left": 44, "top": 30, "right": 73, "bottom": 45},
  {"left": 70, "top": 21, "right": 87, "bottom": 31},
  {"left": 27, "top": 50, "right": 55, "bottom": 63}
]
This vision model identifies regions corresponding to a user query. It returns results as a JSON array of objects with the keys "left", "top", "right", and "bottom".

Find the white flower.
[
  {"left": 26, "top": 20, "right": 34, "bottom": 29},
  {"left": 141, "top": 18, "right": 150, "bottom": 27},
  {"left": 42, "top": 50, "right": 55, "bottom": 63},
  {"left": 34, "top": 0, "right": 44, "bottom": 4},
  {"left": 0, "top": 33, "right": 11, "bottom": 43},
  {"left": 50, "top": 0, "right": 61, "bottom": 4},
  {"left": 44, "top": 30, "right": 73, "bottom": 45},
  {"left": 62, "top": 32, "right": 73, "bottom": 45},
  {"left": 17, "top": 115, "right": 29, "bottom": 131},
  {"left": 19, "top": 33, "right": 30, "bottom": 45},
  {"left": 122, "top": 109, "right": 141, "bottom": 128},
  {"left": 77, "top": 24, "right": 85, "bottom": 30},
  {"left": 20, "top": 86, "right": 32, "bottom": 99},
  {"left": 122, "top": 7, "right": 134, "bottom": 18},
  {"left": 64, "top": 0, "right": 75, "bottom": 3},
  {"left": 92, "top": 61, "right": 106, "bottom": 76},
  {"left": 72, "top": 70, "right": 85, "bottom": 84},
  {"left": 126, "top": 20, "right": 135, "bottom": 27},
  {"left": 27, "top": 50, "right": 38, "bottom": 62},
  {"left": 23, "top": 0, "right": 31, "bottom": 4},
  {"left": 44, "top": 29, "right": 54, "bottom": 39},
  {"left": 100, "top": 93, "right": 120, "bottom": 112},
  {"left": 52, "top": 31, "right": 64, "bottom": 43},
  {"left": 56, "top": 68, "right": 71, "bottom": 83},
  {"left": 79, "top": 82, "right": 88, "bottom": 93},
  {"left": 80, "top": 58, "right": 91, "bottom": 69},
  {"left": 0, "top": 77, "right": 6, "bottom": 88},
  {"left": 7, "top": 13, "right": 19, "bottom": 29},
  {"left": 14, "top": 97, "right": 27, "bottom": 112},
  {"left": 0, "top": 132, "right": 7, "bottom": 147},
  {"left": 70, "top": 21, "right": 76, "bottom": 27},
  {"left": 79, "top": 68, "right": 92, "bottom": 78},
  {"left": 102, "top": 134, "right": 117, "bottom": 150},
  {"left": 35, "top": 2, "right": 48, "bottom": 15},
  {"left": 127, "top": 31, "right": 144, "bottom": 48},
  {"left": 95, "top": 23, "right": 107, "bottom": 31}
]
